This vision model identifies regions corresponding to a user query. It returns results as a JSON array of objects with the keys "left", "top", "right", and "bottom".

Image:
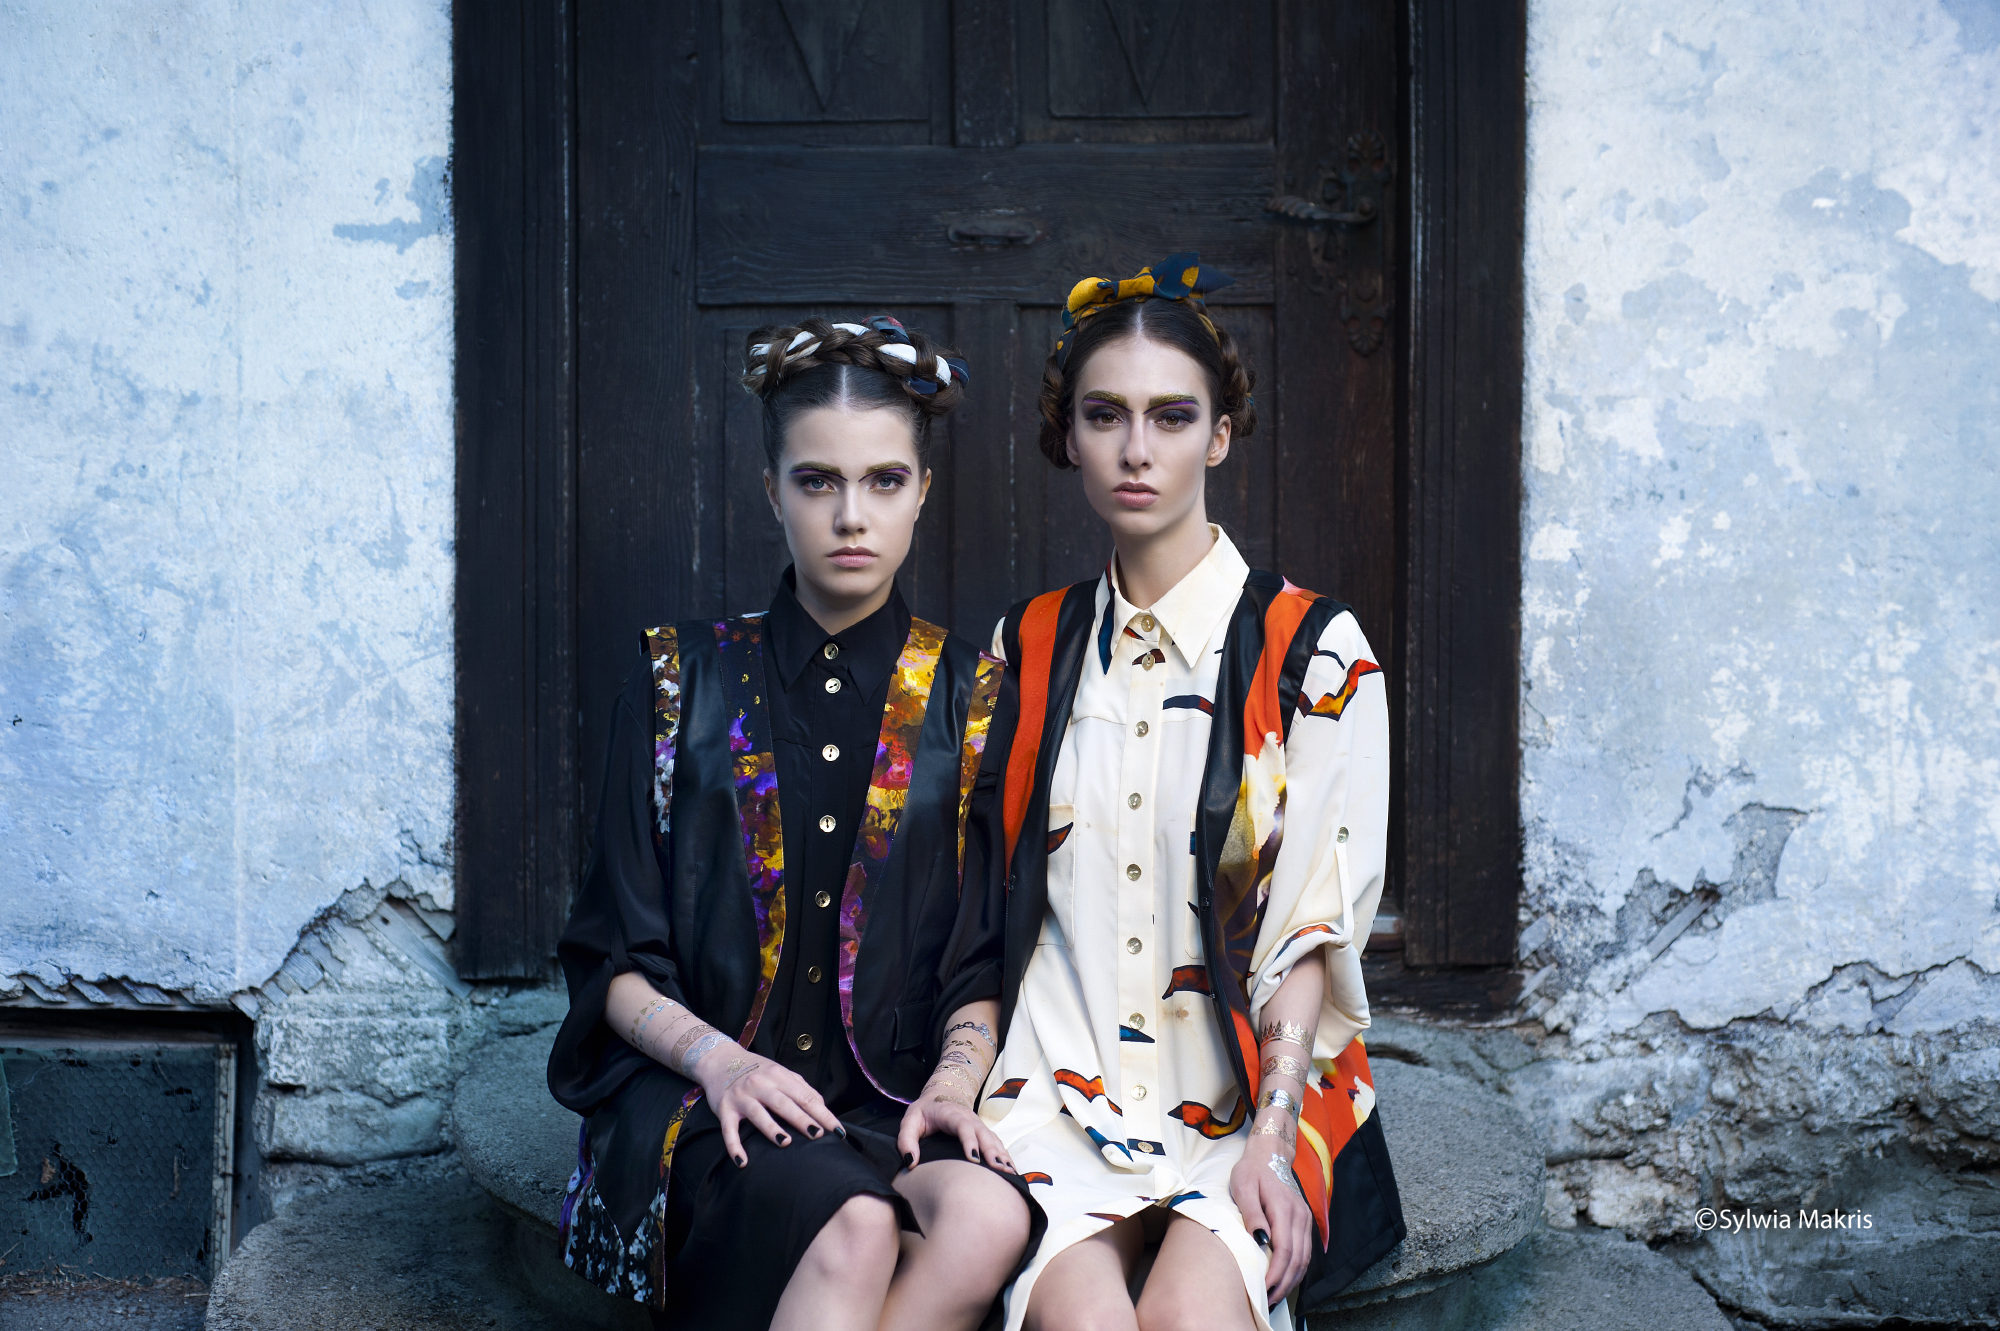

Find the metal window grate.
[{"left": 2, "top": 1039, "right": 234, "bottom": 1279}]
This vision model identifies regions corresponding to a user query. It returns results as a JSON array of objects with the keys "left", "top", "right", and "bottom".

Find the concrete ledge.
[
  {"left": 204, "top": 1172, "right": 647, "bottom": 1331},
  {"left": 457, "top": 1029, "right": 1548, "bottom": 1313},
  {"left": 1314, "top": 1061, "right": 1545, "bottom": 1309},
  {"left": 1311, "top": 1228, "right": 1732, "bottom": 1331},
  {"left": 450, "top": 1026, "right": 577, "bottom": 1230}
]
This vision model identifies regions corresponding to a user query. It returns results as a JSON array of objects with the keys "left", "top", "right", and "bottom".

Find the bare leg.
[
  {"left": 1133, "top": 1215, "right": 1256, "bottom": 1331},
  {"left": 771, "top": 1193, "right": 901, "bottom": 1331},
  {"left": 1023, "top": 1214, "right": 1146, "bottom": 1331},
  {"left": 881, "top": 1159, "right": 1032, "bottom": 1331}
]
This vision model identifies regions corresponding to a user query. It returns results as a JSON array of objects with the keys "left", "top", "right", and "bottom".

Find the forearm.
[
  {"left": 919, "top": 1000, "right": 1000, "bottom": 1109},
  {"left": 1247, "top": 951, "right": 1327, "bottom": 1159},
  {"left": 606, "top": 970, "right": 741, "bottom": 1082}
]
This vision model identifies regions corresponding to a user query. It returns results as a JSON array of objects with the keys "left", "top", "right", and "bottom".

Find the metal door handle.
[
  {"left": 1264, "top": 194, "right": 1377, "bottom": 225},
  {"left": 947, "top": 217, "right": 1038, "bottom": 246},
  {"left": 1264, "top": 192, "right": 1376, "bottom": 223},
  {"left": 1264, "top": 130, "right": 1395, "bottom": 355}
]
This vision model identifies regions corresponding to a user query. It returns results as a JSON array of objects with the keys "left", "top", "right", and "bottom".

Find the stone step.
[
  {"left": 1309, "top": 1227, "right": 1734, "bottom": 1331},
  {"left": 202, "top": 1170, "right": 648, "bottom": 1331},
  {"left": 1309, "top": 1060, "right": 1545, "bottom": 1312},
  {"left": 454, "top": 1027, "right": 1552, "bottom": 1319}
]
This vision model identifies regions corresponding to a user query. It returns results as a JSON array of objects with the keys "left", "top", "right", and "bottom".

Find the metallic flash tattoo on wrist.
[
  {"left": 670, "top": 1029, "right": 730, "bottom": 1078},
  {"left": 1251, "top": 1118, "right": 1295, "bottom": 1139},
  {"left": 944, "top": 1020, "right": 996, "bottom": 1048},
  {"left": 1267, "top": 1153, "right": 1305, "bottom": 1197},
  {"left": 630, "top": 997, "right": 676, "bottom": 1047},
  {"left": 1257, "top": 1087, "right": 1303, "bottom": 1117},
  {"left": 1261, "top": 1054, "right": 1311, "bottom": 1082},
  {"left": 1260, "top": 1019, "right": 1310, "bottom": 1049}
]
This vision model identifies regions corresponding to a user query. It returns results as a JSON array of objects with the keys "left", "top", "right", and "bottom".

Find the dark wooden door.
[
  {"left": 574, "top": 0, "right": 1403, "bottom": 842},
  {"left": 456, "top": 0, "right": 1525, "bottom": 987}
]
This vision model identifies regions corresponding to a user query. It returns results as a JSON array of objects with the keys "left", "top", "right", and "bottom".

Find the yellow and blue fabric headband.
[{"left": 1052, "top": 252, "right": 1235, "bottom": 370}]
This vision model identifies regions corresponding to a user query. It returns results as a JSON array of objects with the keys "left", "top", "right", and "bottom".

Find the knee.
[
  {"left": 809, "top": 1194, "right": 900, "bottom": 1281},
  {"left": 930, "top": 1170, "right": 1032, "bottom": 1263}
]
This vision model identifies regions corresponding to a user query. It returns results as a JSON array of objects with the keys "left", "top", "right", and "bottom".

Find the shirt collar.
[
  {"left": 1106, "top": 525, "right": 1250, "bottom": 669},
  {"left": 767, "top": 567, "right": 911, "bottom": 694}
]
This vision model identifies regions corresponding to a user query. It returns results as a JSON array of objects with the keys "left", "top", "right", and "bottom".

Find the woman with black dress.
[{"left": 548, "top": 315, "right": 1038, "bottom": 1330}]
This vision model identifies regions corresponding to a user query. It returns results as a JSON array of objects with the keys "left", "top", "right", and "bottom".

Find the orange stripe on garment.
[
  {"left": 1001, "top": 588, "right": 1067, "bottom": 868},
  {"left": 1243, "top": 581, "right": 1321, "bottom": 759},
  {"left": 1232, "top": 1009, "right": 1262, "bottom": 1103}
]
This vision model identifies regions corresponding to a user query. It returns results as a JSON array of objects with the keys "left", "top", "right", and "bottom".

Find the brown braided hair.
[
  {"left": 1036, "top": 298, "right": 1257, "bottom": 470},
  {"left": 741, "top": 316, "right": 967, "bottom": 469}
]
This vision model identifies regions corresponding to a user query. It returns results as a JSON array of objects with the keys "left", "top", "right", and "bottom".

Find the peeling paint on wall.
[
  {"left": 1520, "top": 0, "right": 2000, "bottom": 1319},
  {"left": 0, "top": 3, "right": 455, "bottom": 1004}
]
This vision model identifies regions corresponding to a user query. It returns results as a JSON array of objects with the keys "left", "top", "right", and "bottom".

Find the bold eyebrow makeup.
[
  {"left": 787, "top": 461, "right": 914, "bottom": 479},
  {"left": 1147, "top": 394, "right": 1200, "bottom": 409},
  {"left": 1080, "top": 390, "right": 1130, "bottom": 407}
]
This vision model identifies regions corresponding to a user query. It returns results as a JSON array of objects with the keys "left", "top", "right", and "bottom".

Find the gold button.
[
  {"left": 824, "top": 677, "right": 841, "bottom": 693},
  {"left": 1139, "top": 615, "right": 1155, "bottom": 631},
  {"left": 1133, "top": 1084, "right": 1148, "bottom": 1101},
  {"left": 819, "top": 814, "right": 837, "bottom": 833},
  {"left": 815, "top": 890, "right": 832, "bottom": 908},
  {"left": 795, "top": 1033, "right": 814, "bottom": 1052},
  {"left": 822, "top": 743, "right": 839, "bottom": 761},
  {"left": 807, "top": 965, "right": 824, "bottom": 983},
  {"left": 1126, "top": 864, "right": 1141, "bottom": 881},
  {"left": 1337, "top": 826, "right": 1350, "bottom": 843},
  {"left": 823, "top": 643, "right": 839, "bottom": 659},
  {"left": 1135, "top": 721, "right": 1149, "bottom": 737},
  {"left": 1140, "top": 655, "right": 1156, "bottom": 671},
  {"left": 1128, "top": 1013, "right": 1144, "bottom": 1029},
  {"left": 1135, "top": 1141, "right": 1155, "bottom": 1154},
  {"left": 1128, "top": 793, "right": 1142, "bottom": 809},
  {"left": 1126, "top": 937, "right": 1142, "bottom": 954}
]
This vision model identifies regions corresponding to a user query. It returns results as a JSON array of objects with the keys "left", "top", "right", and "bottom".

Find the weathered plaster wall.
[
  {"left": 1519, "top": 0, "right": 2000, "bottom": 1320},
  {"left": 0, "top": 2, "right": 454, "bottom": 1003}
]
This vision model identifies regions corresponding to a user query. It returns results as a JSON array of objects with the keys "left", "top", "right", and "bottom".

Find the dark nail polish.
[
  {"left": 836, "top": 1125, "right": 848, "bottom": 1138},
  {"left": 736, "top": 1155, "right": 748, "bottom": 1168},
  {"left": 903, "top": 1152, "right": 916, "bottom": 1169},
  {"left": 806, "top": 1125, "right": 822, "bottom": 1138},
  {"left": 777, "top": 1134, "right": 791, "bottom": 1146},
  {"left": 969, "top": 1149, "right": 982, "bottom": 1163},
  {"left": 1253, "top": 1229, "right": 1271, "bottom": 1249}
]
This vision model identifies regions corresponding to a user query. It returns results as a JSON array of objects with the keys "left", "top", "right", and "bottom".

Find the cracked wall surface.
[
  {"left": 0, "top": 1, "right": 454, "bottom": 1003},
  {"left": 1520, "top": 1, "right": 2000, "bottom": 1321}
]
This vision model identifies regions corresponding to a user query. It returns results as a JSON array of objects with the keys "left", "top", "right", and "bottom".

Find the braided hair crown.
[{"left": 741, "top": 316, "right": 968, "bottom": 468}]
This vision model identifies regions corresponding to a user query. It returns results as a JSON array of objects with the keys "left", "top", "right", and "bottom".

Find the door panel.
[
  {"left": 709, "top": 0, "right": 951, "bottom": 143},
  {"left": 695, "top": 146, "right": 1277, "bottom": 305},
  {"left": 1027, "top": 0, "right": 1274, "bottom": 141},
  {"left": 573, "top": 0, "right": 1403, "bottom": 904}
]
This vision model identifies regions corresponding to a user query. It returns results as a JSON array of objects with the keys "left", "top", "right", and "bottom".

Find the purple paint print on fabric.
[
  {"left": 836, "top": 618, "right": 947, "bottom": 1100},
  {"left": 714, "top": 615, "right": 786, "bottom": 1045}
]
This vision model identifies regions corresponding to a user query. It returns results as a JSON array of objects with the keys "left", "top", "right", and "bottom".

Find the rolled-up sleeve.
[{"left": 1245, "top": 609, "right": 1390, "bottom": 1059}]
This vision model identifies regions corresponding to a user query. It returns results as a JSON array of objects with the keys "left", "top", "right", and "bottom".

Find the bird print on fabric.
[
  {"left": 988, "top": 1077, "right": 1030, "bottom": 1100},
  {"left": 1047, "top": 823, "right": 1074, "bottom": 853},
  {"left": 1171, "top": 1097, "right": 1249, "bottom": 1138},
  {"left": 1163, "top": 694, "right": 1214, "bottom": 714},
  {"left": 1162, "top": 965, "right": 1212, "bottom": 999},
  {"left": 1022, "top": 1172, "right": 1054, "bottom": 1186},
  {"left": 1054, "top": 1069, "right": 1123, "bottom": 1116},
  {"left": 1300, "top": 658, "right": 1381, "bottom": 721}
]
